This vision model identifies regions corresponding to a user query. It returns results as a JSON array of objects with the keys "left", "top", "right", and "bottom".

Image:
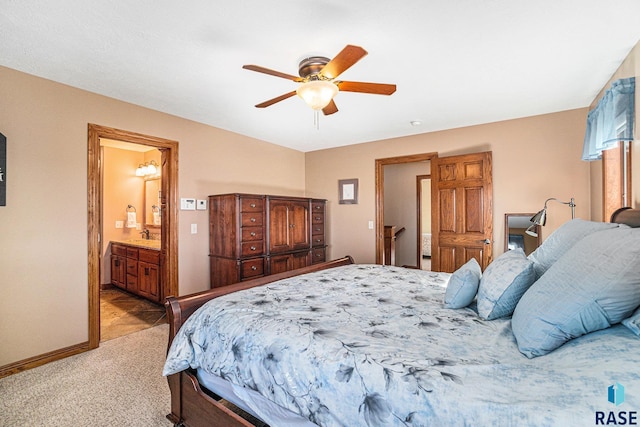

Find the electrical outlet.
[
  {"left": 368, "top": 220, "right": 374, "bottom": 230},
  {"left": 115, "top": 220, "right": 124, "bottom": 229},
  {"left": 196, "top": 199, "right": 207, "bottom": 210}
]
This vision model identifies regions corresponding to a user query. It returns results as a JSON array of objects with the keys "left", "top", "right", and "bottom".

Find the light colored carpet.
[{"left": 0, "top": 324, "right": 172, "bottom": 427}]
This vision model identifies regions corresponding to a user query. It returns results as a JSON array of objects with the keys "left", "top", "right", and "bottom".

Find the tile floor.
[{"left": 100, "top": 287, "right": 166, "bottom": 341}]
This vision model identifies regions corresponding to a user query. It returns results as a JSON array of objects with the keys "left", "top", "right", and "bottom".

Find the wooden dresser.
[{"left": 209, "top": 193, "right": 327, "bottom": 288}]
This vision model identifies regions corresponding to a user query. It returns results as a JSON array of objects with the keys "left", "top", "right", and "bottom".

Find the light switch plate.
[
  {"left": 196, "top": 199, "right": 207, "bottom": 210},
  {"left": 180, "top": 198, "right": 196, "bottom": 210}
]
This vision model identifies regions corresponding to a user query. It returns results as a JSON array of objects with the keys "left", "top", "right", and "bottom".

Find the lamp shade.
[
  {"left": 146, "top": 161, "right": 157, "bottom": 175},
  {"left": 525, "top": 224, "right": 538, "bottom": 237},
  {"left": 529, "top": 208, "right": 547, "bottom": 226},
  {"left": 296, "top": 80, "right": 339, "bottom": 110}
]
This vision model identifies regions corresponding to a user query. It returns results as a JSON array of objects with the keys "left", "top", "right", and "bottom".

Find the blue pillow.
[
  {"left": 622, "top": 307, "right": 640, "bottom": 337},
  {"left": 444, "top": 258, "right": 481, "bottom": 309},
  {"left": 527, "top": 219, "right": 625, "bottom": 280},
  {"left": 512, "top": 227, "right": 640, "bottom": 358},
  {"left": 477, "top": 249, "right": 535, "bottom": 320}
]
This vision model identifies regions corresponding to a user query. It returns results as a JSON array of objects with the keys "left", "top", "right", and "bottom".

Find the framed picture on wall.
[{"left": 339, "top": 179, "right": 358, "bottom": 204}]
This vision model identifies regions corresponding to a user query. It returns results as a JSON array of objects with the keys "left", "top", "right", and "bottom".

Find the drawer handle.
[
  {"left": 315, "top": 227, "right": 321, "bottom": 232},
  {"left": 251, "top": 266, "right": 257, "bottom": 271},
  {"left": 315, "top": 238, "right": 322, "bottom": 243},
  {"left": 250, "top": 246, "right": 257, "bottom": 251},
  {"left": 250, "top": 203, "right": 256, "bottom": 208},
  {"left": 315, "top": 206, "right": 322, "bottom": 210},
  {"left": 250, "top": 217, "right": 256, "bottom": 222},
  {"left": 315, "top": 253, "right": 322, "bottom": 258},
  {"left": 314, "top": 216, "right": 321, "bottom": 221},
  {"left": 250, "top": 232, "right": 256, "bottom": 237},
  {"left": 289, "top": 224, "right": 295, "bottom": 228}
]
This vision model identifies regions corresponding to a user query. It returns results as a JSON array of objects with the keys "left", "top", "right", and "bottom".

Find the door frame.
[
  {"left": 375, "top": 153, "right": 438, "bottom": 264},
  {"left": 87, "top": 124, "right": 179, "bottom": 349},
  {"left": 416, "top": 174, "right": 431, "bottom": 268}
]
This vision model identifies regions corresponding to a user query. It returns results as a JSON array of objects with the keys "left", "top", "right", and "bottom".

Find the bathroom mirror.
[
  {"left": 144, "top": 178, "right": 161, "bottom": 228},
  {"left": 504, "top": 213, "right": 540, "bottom": 255}
]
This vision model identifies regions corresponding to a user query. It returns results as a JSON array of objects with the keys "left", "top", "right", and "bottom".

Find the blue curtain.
[{"left": 582, "top": 77, "right": 635, "bottom": 161}]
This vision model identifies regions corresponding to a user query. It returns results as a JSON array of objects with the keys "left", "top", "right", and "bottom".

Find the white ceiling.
[{"left": 1, "top": 1, "right": 639, "bottom": 152}]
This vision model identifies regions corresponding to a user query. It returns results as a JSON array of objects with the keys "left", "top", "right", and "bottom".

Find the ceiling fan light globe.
[{"left": 296, "top": 80, "right": 338, "bottom": 110}]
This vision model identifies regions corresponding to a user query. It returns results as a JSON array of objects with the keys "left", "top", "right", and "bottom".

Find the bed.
[{"left": 163, "top": 208, "right": 640, "bottom": 427}]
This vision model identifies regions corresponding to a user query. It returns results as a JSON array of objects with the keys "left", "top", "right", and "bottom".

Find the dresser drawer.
[
  {"left": 111, "top": 243, "right": 127, "bottom": 257},
  {"left": 241, "top": 241, "right": 264, "bottom": 257},
  {"left": 312, "top": 235, "right": 325, "bottom": 246},
  {"left": 311, "top": 247, "right": 326, "bottom": 264},
  {"left": 241, "top": 258, "right": 264, "bottom": 279},
  {"left": 241, "top": 227, "right": 263, "bottom": 242},
  {"left": 311, "top": 212, "right": 324, "bottom": 224},
  {"left": 311, "top": 202, "right": 324, "bottom": 213},
  {"left": 126, "top": 260, "right": 138, "bottom": 276},
  {"left": 139, "top": 249, "right": 160, "bottom": 264},
  {"left": 241, "top": 197, "right": 264, "bottom": 212},
  {"left": 312, "top": 223, "right": 324, "bottom": 236},
  {"left": 241, "top": 212, "right": 263, "bottom": 227},
  {"left": 126, "top": 247, "right": 139, "bottom": 259}
]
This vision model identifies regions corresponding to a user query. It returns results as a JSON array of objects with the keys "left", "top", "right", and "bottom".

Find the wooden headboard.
[{"left": 610, "top": 207, "right": 640, "bottom": 228}]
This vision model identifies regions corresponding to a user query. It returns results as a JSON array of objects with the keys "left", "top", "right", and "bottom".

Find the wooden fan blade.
[
  {"left": 337, "top": 81, "right": 396, "bottom": 95},
  {"left": 320, "top": 45, "right": 368, "bottom": 79},
  {"left": 255, "top": 91, "right": 297, "bottom": 108},
  {"left": 243, "top": 65, "right": 303, "bottom": 82},
  {"left": 322, "top": 99, "right": 338, "bottom": 116}
]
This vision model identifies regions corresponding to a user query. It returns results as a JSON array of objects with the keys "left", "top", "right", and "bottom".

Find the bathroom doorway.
[{"left": 87, "top": 124, "right": 179, "bottom": 349}]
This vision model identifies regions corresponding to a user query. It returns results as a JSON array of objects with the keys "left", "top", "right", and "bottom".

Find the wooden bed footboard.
[{"left": 164, "top": 256, "right": 354, "bottom": 427}]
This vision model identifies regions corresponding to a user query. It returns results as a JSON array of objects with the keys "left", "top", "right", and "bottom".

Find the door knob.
[{"left": 482, "top": 239, "right": 491, "bottom": 245}]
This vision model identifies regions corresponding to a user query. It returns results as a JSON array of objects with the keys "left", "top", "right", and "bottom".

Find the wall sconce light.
[
  {"left": 525, "top": 197, "right": 576, "bottom": 237},
  {"left": 135, "top": 160, "right": 159, "bottom": 177}
]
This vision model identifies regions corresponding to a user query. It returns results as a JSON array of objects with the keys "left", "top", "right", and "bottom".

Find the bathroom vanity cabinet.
[{"left": 110, "top": 242, "right": 161, "bottom": 304}]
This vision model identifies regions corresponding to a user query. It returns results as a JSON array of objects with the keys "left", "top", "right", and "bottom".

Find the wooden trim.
[
  {"left": 88, "top": 124, "right": 179, "bottom": 350},
  {"left": 603, "top": 142, "right": 632, "bottom": 220},
  {"left": 416, "top": 174, "right": 431, "bottom": 267},
  {"left": 0, "top": 342, "right": 89, "bottom": 379},
  {"left": 375, "top": 153, "right": 437, "bottom": 264}
]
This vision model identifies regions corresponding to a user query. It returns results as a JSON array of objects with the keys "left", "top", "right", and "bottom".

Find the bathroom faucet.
[{"left": 140, "top": 229, "right": 150, "bottom": 240}]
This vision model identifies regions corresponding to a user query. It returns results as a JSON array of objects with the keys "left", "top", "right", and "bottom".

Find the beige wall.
[
  {"left": 0, "top": 65, "right": 305, "bottom": 366},
  {"left": 1, "top": 37, "right": 626, "bottom": 367},
  {"left": 306, "top": 108, "right": 591, "bottom": 264}
]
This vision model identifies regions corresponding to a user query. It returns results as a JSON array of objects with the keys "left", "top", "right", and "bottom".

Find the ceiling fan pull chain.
[{"left": 314, "top": 110, "right": 320, "bottom": 130}]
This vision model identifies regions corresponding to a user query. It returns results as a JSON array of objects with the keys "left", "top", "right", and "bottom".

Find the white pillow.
[
  {"left": 477, "top": 249, "right": 535, "bottom": 320},
  {"left": 512, "top": 227, "right": 640, "bottom": 358},
  {"left": 527, "top": 219, "right": 625, "bottom": 279},
  {"left": 444, "top": 258, "right": 481, "bottom": 309}
]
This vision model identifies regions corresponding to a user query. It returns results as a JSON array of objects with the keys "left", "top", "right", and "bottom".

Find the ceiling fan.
[{"left": 242, "top": 45, "right": 396, "bottom": 116}]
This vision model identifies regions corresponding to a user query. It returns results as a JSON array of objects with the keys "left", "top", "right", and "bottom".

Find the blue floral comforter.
[{"left": 163, "top": 264, "right": 640, "bottom": 426}]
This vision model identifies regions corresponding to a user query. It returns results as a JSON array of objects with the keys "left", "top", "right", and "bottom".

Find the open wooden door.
[{"left": 431, "top": 151, "right": 493, "bottom": 272}]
